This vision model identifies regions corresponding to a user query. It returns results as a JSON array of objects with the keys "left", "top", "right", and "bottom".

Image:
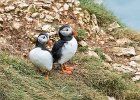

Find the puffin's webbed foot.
[
  {"left": 64, "top": 65, "right": 74, "bottom": 71},
  {"left": 62, "top": 64, "right": 74, "bottom": 74},
  {"left": 42, "top": 71, "right": 50, "bottom": 80},
  {"left": 45, "top": 72, "right": 50, "bottom": 80}
]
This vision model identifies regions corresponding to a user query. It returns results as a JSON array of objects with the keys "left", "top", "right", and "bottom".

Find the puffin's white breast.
[
  {"left": 29, "top": 47, "right": 53, "bottom": 71},
  {"left": 58, "top": 37, "right": 78, "bottom": 64}
]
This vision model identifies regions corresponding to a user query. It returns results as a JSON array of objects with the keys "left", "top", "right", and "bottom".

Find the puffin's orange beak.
[
  {"left": 73, "top": 32, "right": 78, "bottom": 37},
  {"left": 47, "top": 40, "right": 53, "bottom": 48}
]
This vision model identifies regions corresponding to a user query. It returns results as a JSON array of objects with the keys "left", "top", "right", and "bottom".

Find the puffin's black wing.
[{"left": 52, "top": 40, "right": 66, "bottom": 62}]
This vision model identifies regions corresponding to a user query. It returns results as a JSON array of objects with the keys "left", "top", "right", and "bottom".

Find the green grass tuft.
[
  {"left": 78, "top": 46, "right": 88, "bottom": 52},
  {"left": 79, "top": 0, "right": 122, "bottom": 27},
  {"left": 94, "top": 48, "right": 106, "bottom": 60},
  {"left": 77, "top": 28, "right": 87, "bottom": 41}
]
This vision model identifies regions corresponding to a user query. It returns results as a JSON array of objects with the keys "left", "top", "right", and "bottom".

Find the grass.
[
  {"left": 78, "top": 46, "right": 88, "bottom": 52},
  {"left": 94, "top": 48, "right": 106, "bottom": 60},
  {"left": 77, "top": 29, "right": 87, "bottom": 41},
  {"left": 78, "top": 55, "right": 140, "bottom": 100},
  {"left": 108, "top": 28, "right": 140, "bottom": 42},
  {"left": 79, "top": 0, "right": 140, "bottom": 42},
  {"left": 1, "top": 52, "right": 140, "bottom": 100},
  {"left": 0, "top": 52, "right": 107, "bottom": 100},
  {"left": 79, "top": 0, "right": 122, "bottom": 27}
]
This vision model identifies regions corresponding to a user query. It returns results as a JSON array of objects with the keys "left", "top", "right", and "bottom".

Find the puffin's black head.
[
  {"left": 37, "top": 33, "right": 49, "bottom": 44},
  {"left": 59, "top": 25, "right": 74, "bottom": 41},
  {"left": 36, "top": 33, "right": 49, "bottom": 49}
]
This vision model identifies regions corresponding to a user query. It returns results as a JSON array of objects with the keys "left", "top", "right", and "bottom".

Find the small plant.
[
  {"left": 77, "top": 28, "right": 87, "bottom": 40},
  {"left": 78, "top": 46, "right": 88, "bottom": 52},
  {"left": 94, "top": 48, "right": 106, "bottom": 60}
]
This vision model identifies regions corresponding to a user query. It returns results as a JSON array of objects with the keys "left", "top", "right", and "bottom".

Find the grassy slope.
[
  {"left": 0, "top": 53, "right": 107, "bottom": 100},
  {"left": 1, "top": 52, "right": 140, "bottom": 100}
]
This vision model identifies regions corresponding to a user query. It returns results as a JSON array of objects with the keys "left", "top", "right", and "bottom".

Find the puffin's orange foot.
[
  {"left": 62, "top": 69, "right": 73, "bottom": 75},
  {"left": 44, "top": 72, "right": 49, "bottom": 80},
  {"left": 45, "top": 75, "right": 49, "bottom": 80},
  {"left": 45, "top": 76, "right": 49, "bottom": 80},
  {"left": 63, "top": 66, "right": 74, "bottom": 71}
]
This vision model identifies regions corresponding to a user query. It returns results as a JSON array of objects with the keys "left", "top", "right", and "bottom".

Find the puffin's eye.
[
  {"left": 66, "top": 29, "right": 68, "bottom": 31},
  {"left": 43, "top": 36, "right": 46, "bottom": 39}
]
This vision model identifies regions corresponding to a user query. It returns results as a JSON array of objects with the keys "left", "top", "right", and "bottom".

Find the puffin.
[
  {"left": 29, "top": 33, "right": 53, "bottom": 79},
  {"left": 52, "top": 25, "right": 78, "bottom": 74}
]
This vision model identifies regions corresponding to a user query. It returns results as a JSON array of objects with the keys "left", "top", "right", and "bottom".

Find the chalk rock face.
[
  {"left": 0, "top": 0, "right": 103, "bottom": 58},
  {"left": 128, "top": 61, "right": 140, "bottom": 69},
  {"left": 130, "top": 55, "right": 140, "bottom": 61},
  {"left": 79, "top": 40, "right": 88, "bottom": 47},
  {"left": 116, "top": 38, "right": 132, "bottom": 46},
  {"left": 87, "top": 51, "right": 100, "bottom": 59},
  {"left": 103, "top": 53, "right": 112, "bottom": 62},
  {"left": 63, "top": 3, "right": 69, "bottom": 10},
  {"left": 18, "top": 2, "right": 29, "bottom": 9},
  {"left": 132, "top": 75, "right": 140, "bottom": 81},
  {"left": 112, "top": 47, "right": 136, "bottom": 56},
  {"left": 112, "top": 63, "right": 135, "bottom": 73},
  {"left": 12, "top": 21, "right": 22, "bottom": 30},
  {"left": 107, "top": 96, "right": 116, "bottom": 100},
  {"left": 41, "top": 24, "right": 55, "bottom": 32},
  {"left": 5, "top": 5, "right": 15, "bottom": 12},
  {"left": 108, "top": 22, "right": 120, "bottom": 31}
]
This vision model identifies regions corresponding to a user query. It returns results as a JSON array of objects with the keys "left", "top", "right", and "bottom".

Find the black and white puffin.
[
  {"left": 29, "top": 33, "right": 53, "bottom": 79},
  {"left": 52, "top": 25, "right": 78, "bottom": 74}
]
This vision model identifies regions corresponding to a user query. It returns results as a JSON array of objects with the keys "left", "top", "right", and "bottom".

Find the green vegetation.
[
  {"left": 79, "top": 0, "right": 140, "bottom": 42},
  {"left": 78, "top": 46, "right": 88, "bottom": 52},
  {"left": 78, "top": 55, "right": 140, "bottom": 100},
  {"left": 1, "top": 52, "right": 140, "bottom": 100},
  {"left": 109, "top": 28, "right": 140, "bottom": 41},
  {"left": 77, "top": 28, "right": 87, "bottom": 40},
  {"left": 79, "top": 0, "right": 121, "bottom": 27},
  {"left": 94, "top": 48, "right": 106, "bottom": 60},
  {"left": 0, "top": 53, "right": 107, "bottom": 100}
]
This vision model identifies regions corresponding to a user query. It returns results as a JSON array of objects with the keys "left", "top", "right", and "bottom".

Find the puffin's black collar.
[
  {"left": 36, "top": 41, "right": 50, "bottom": 52},
  {"left": 59, "top": 32, "right": 73, "bottom": 41},
  {"left": 36, "top": 41, "right": 45, "bottom": 49}
]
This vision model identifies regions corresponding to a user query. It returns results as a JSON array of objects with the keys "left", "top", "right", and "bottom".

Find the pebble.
[{"left": 5, "top": 5, "right": 15, "bottom": 12}]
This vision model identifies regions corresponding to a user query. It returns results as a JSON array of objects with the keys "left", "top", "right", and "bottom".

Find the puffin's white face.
[
  {"left": 59, "top": 26, "right": 73, "bottom": 36},
  {"left": 38, "top": 33, "right": 49, "bottom": 44}
]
